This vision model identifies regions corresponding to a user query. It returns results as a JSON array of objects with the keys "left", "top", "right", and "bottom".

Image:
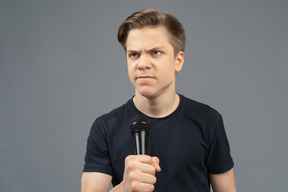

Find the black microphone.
[{"left": 129, "top": 115, "right": 151, "bottom": 155}]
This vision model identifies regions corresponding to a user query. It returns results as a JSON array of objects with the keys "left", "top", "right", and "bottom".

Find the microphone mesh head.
[{"left": 129, "top": 115, "right": 151, "bottom": 134}]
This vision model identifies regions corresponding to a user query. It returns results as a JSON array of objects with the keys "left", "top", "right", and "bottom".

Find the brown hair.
[{"left": 117, "top": 9, "right": 186, "bottom": 55}]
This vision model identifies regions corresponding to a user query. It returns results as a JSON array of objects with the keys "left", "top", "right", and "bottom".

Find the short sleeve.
[
  {"left": 206, "top": 114, "right": 234, "bottom": 174},
  {"left": 83, "top": 117, "right": 113, "bottom": 176}
]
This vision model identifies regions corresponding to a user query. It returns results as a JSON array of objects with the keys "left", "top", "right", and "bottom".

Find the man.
[{"left": 81, "top": 9, "right": 236, "bottom": 192}]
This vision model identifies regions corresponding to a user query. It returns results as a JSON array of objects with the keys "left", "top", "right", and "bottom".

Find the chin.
[
  {"left": 136, "top": 88, "right": 157, "bottom": 99},
  {"left": 139, "top": 92, "right": 155, "bottom": 98}
]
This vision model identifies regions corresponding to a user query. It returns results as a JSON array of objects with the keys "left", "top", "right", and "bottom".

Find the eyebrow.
[{"left": 127, "top": 46, "right": 166, "bottom": 53}]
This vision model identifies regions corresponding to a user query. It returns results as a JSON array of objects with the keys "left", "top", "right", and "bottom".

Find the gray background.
[{"left": 1, "top": 0, "right": 287, "bottom": 191}]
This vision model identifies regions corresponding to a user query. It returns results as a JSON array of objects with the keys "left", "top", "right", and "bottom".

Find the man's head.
[{"left": 118, "top": 9, "right": 186, "bottom": 56}]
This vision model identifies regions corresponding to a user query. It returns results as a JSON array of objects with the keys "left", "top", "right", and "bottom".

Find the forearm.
[
  {"left": 109, "top": 183, "right": 123, "bottom": 192},
  {"left": 210, "top": 168, "right": 237, "bottom": 192},
  {"left": 81, "top": 172, "right": 112, "bottom": 192}
]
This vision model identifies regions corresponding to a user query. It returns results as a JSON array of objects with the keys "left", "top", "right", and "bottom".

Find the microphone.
[{"left": 129, "top": 115, "right": 151, "bottom": 155}]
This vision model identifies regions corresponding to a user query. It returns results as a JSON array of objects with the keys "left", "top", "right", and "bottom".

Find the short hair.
[{"left": 117, "top": 9, "right": 186, "bottom": 55}]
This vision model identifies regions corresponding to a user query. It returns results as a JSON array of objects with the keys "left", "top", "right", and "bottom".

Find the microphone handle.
[
  {"left": 140, "top": 130, "right": 147, "bottom": 155},
  {"left": 133, "top": 130, "right": 148, "bottom": 155},
  {"left": 134, "top": 131, "right": 141, "bottom": 155}
]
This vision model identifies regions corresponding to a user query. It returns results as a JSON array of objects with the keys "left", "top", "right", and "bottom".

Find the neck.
[{"left": 133, "top": 91, "right": 180, "bottom": 118}]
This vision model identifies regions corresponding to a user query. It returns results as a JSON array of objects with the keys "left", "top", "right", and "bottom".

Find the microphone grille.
[{"left": 129, "top": 115, "right": 151, "bottom": 134}]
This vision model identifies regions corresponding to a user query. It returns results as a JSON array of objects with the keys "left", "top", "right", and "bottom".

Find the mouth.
[{"left": 136, "top": 76, "right": 154, "bottom": 80}]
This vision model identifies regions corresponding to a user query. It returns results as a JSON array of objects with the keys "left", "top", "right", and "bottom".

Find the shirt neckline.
[{"left": 128, "top": 93, "right": 185, "bottom": 121}]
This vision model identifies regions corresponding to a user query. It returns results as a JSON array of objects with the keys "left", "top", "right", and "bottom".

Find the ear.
[{"left": 175, "top": 51, "right": 184, "bottom": 72}]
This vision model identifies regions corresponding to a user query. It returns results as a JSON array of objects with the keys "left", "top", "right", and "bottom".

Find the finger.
[
  {"left": 138, "top": 156, "right": 160, "bottom": 174},
  {"left": 125, "top": 155, "right": 156, "bottom": 175},
  {"left": 133, "top": 182, "right": 155, "bottom": 192},
  {"left": 138, "top": 155, "right": 154, "bottom": 164},
  {"left": 125, "top": 155, "right": 152, "bottom": 164},
  {"left": 137, "top": 163, "right": 156, "bottom": 175},
  {"left": 152, "top": 157, "right": 161, "bottom": 172},
  {"left": 139, "top": 172, "right": 157, "bottom": 184}
]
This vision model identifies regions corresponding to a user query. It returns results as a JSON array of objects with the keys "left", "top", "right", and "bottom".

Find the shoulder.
[
  {"left": 91, "top": 98, "right": 134, "bottom": 133},
  {"left": 180, "top": 94, "right": 221, "bottom": 121},
  {"left": 96, "top": 99, "right": 130, "bottom": 122}
]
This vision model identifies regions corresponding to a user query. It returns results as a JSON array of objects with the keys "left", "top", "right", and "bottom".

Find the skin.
[
  {"left": 81, "top": 26, "right": 237, "bottom": 192},
  {"left": 81, "top": 156, "right": 161, "bottom": 192},
  {"left": 126, "top": 26, "right": 184, "bottom": 118}
]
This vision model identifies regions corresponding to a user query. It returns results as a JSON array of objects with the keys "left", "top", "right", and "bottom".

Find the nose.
[{"left": 137, "top": 54, "right": 151, "bottom": 70}]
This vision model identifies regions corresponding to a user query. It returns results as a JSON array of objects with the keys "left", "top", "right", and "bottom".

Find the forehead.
[{"left": 126, "top": 26, "right": 172, "bottom": 49}]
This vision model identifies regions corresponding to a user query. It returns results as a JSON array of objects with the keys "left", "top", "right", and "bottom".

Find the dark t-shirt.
[{"left": 83, "top": 94, "right": 234, "bottom": 191}]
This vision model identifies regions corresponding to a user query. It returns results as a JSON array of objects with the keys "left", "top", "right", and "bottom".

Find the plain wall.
[{"left": 1, "top": 0, "right": 287, "bottom": 191}]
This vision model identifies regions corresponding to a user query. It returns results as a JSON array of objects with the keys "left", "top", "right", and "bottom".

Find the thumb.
[{"left": 152, "top": 156, "right": 161, "bottom": 172}]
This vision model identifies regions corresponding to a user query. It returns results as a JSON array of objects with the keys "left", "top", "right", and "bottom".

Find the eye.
[
  {"left": 153, "top": 51, "right": 161, "bottom": 56},
  {"left": 129, "top": 53, "right": 139, "bottom": 58}
]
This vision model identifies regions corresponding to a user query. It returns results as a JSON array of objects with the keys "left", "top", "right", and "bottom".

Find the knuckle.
[
  {"left": 125, "top": 155, "right": 133, "bottom": 163},
  {"left": 147, "top": 184, "right": 155, "bottom": 192},
  {"left": 127, "top": 171, "right": 136, "bottom": 181},
  {"left": 147, "top": 165, "right": 156, "bottom": 174},
  {"left": 126, "top": 161, "right": 135, "bottom": 171},
  {"left": 130, "top": 181, "right": 139, "bottom": 191},
  {"left": 147, "top": 175, "right": 156, "bottom": 184},
  {"left": 150, "top": 184, "right": 155, "bottom": 191},
  {"left": 152, "top": 176, "right": 157, "bottom": 184},
  {"left": 152, "top": 156, "right": 159, "bottom": 164}
]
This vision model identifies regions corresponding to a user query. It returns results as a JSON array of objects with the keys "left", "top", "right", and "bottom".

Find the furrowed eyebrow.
[
  {"left": 147, "top": 46, "right": 165, "bottom": 52},
  {"left": 127, "top": 46, "right": 166, "bottom": 53},
  {"left": 126, "top": 49, "right": 138, "bottom": 53}
]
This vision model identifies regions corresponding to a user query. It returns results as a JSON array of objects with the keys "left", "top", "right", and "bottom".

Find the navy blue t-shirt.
[{"left": 83, "top": 94, "right": 234, "bottom": 191}]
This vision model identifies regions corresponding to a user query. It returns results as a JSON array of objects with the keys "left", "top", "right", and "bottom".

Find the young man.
[{"left": 81, "top": 9, "right": 236, "bottom": 192}]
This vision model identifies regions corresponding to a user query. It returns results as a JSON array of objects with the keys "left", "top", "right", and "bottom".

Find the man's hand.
[{"left": 112, "top": 155, "right": 161, "bottom": 192}]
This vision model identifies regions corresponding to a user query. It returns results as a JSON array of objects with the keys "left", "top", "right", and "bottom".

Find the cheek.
[
  {"left": 127, "top": 61, "right": 137, "bottom": 75},
  {"left": 162, "top": 68, "right": 176, "bottom": 82},
  {"left": 127, "top": 67, "right": 135, "bottom": 83}
]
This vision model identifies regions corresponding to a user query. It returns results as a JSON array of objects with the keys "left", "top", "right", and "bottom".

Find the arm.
[
  {"left": 210, "top": 168, "right": 237, "bottom": 192},
  {"left": 81, "top": 172, "right": 112, "bottom": 192},
  {"left": 81, "top": 155, "right": 161, "bottom": 192}
]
